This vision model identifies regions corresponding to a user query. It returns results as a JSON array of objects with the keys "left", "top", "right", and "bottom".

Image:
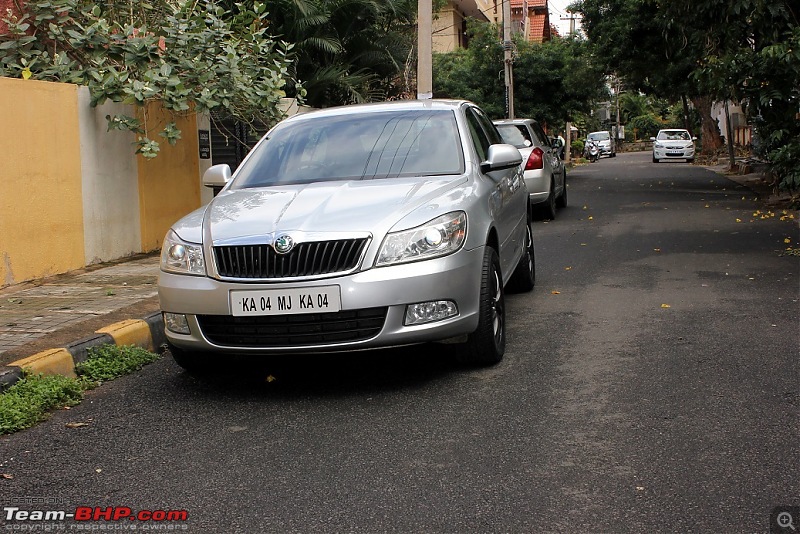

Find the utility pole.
[
  {"left": 417, "top": 0, "right": 432, "bottom": 99},
  {"left": 615, "top": 76, "right": 622, "bottom": 149},
  {"left": 503, "top": 0, "right": 514, "bottom": 118},
  {"left": 562, "top": 12, "right": 578, "bottom": 162}
]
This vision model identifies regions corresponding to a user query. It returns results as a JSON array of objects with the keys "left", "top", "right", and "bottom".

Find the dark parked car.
[{"left": 159, "top": 100, "right": 535, "bottom": 372}]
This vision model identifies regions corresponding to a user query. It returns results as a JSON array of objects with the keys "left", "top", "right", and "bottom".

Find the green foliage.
[
  {"left": 260, "top": 0, "right": 418, "bottom": 107},
  {"left": 0, "top": 0, "right": 297, "bottom": 158},
  {"left": 432, "top": 21, "right": 505, "bottom": 117},
  {"left": 0, "top": 373, "right": 84, "bottom": 434},
  {"left": 432, "top": 20, "right": 608, "bottom": 128},
  {"left": 77, "top": 345, "right": 160, "bottom": 383},
  {"left": 628, "top": 114, "right": 663, "bottom": 140}
]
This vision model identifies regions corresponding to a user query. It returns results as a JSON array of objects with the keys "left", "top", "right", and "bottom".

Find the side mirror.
[
  {"left": 203, "top": 164, "right": 232, "bottom": 189},
  {"left": 692, "top": 136, "right": 698, "bottom": 140},
  {"left": 481, "top": 144, "right": 522, "bottom": 174},
  {"left": 649, "top": 137, "right": 656, "bottom": 141}
]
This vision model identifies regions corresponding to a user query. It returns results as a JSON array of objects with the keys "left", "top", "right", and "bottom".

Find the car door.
[{"left": 464, "top": 106, "right": 526, "bottom": 278}]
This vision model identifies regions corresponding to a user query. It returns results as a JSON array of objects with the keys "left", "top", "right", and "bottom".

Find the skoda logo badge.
[{"left": 274, "top": 235, "right": 294, "bottom": 254}]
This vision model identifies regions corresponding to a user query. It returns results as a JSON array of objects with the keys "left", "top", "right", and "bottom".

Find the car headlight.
[
  {"left": 160, "top": 229, "right": 206, "bottom": 276},
  {"left": 376, "top": 212, "right": 467, "bottom": 267},
  {"left": 654, "top": 143, "right": 664, "bottom": 149}
]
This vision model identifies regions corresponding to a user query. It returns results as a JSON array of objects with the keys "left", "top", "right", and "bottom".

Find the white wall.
[{"left": 77, "top": 87, "right": 142, "bottom": 264}]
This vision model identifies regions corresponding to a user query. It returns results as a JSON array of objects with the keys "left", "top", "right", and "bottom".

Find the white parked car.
[
  {"left": 158, "top": 100, "right": 535, "bottom": 372},
  {"left": 651, "top": 129, "right": 697, "bottom": 163}
]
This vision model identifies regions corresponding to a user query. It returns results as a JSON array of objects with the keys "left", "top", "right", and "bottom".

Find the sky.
[{"left": 546, "top": 0, "right": 583, "bottom": 37}]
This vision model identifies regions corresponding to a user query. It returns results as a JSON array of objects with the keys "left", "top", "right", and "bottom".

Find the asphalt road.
[{"left": 2, "top": 151, "right": 798, "bottom": 533}]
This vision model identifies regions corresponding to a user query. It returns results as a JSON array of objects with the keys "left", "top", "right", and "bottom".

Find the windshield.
[
  {"left": 232, "top": 110, "right": 465, "bottom": 189},
  {"left": 657, "top": 130, "right": 692, "bottom": 141},
  {"left": 588, "top": 131, "right": 610, "bottom": 141}
]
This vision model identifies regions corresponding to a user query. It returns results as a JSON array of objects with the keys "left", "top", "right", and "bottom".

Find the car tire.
[
  {"left": 540, "top": 179, "right": 557, "bottom": 220},
  {"left": 611, "top": 152, "right": 616, "bottom": 158},
  {"left": 652, "top": 156, "right": 659, "bottom": 163},
  {"left": 457, "top": 248, "right": 505, "bottom": 366},
  {"left": 687, "top": 158, "right": 694, "bottom": 163},
  {"left": 168, "top": 342, "right": 213, "bottom": 375},
  {"left": 556, "top": 172, "right": 568, "bottom": 208},
  {"left": 508, "top": 221, "right": 535, "bottom": 293}
]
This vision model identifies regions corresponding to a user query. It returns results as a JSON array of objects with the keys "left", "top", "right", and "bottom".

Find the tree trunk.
[
  {"left": 691, "top": 95, "right": 723, "bottom": 154},
  {"left": 681, "top": 94, "right": 691, "bottom": 133}
]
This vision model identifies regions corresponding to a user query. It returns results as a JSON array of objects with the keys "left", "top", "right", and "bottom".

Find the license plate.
[
  {"left": 230, "top": 286, "right": 341, "bottom": 316},
  {"left": 666, "top": 152, "right": 683, "bottom": 156}
]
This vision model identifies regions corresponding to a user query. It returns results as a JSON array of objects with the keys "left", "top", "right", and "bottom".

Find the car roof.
[{"left": 282, "top": 99, "right": 473, "bottom": 123}]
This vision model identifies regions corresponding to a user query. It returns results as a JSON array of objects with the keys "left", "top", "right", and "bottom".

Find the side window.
[
  {"left": 473, "top": 107, "right": 503, "bottom": 145},
  {"left": 530, "top": 123, "right": 549, "bottom": 147},
  {"left": 465, "top": 108, "right": 491, "bottom": 161}
]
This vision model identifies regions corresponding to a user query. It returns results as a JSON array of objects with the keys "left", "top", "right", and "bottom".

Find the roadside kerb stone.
[{"left": 0, "top": 314, "right": 165, "bottom": 392}]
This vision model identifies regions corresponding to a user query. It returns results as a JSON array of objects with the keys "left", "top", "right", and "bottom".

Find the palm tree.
[{"left": 264, "top": 0, "right": 417, "bottom": 107}]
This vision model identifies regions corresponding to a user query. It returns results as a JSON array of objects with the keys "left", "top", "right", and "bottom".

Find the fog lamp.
[
  {"left": 404, "top": 300, "right": 458, "bottom": 326},
  {"left": 164, "top": 312, "right": 191, "bottom": 335}
]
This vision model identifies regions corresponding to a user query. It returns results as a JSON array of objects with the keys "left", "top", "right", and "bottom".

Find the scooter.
[{"left": 585, "top": 139, "right": 599, "bottom": 162}]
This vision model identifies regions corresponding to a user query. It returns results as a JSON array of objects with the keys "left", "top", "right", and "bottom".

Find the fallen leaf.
[
  {"left": 636, "top": 486, "right": 645, "bottom": 491},
  {"left": 735, "top": 218, "right": 742, "bottom": 223},
  {"left": 704, "top": 204, "right": 710, "bottom": 208},
  {"left": 95, "top": 469, "right": 102, "bottom": 473},
  {"left": 1, "top": 474, "right": 13, "bottom": 480},
  {"left": 588, "top": 216, "right": 594, "bottom": 220},
  {"left": 785, "top": 238, "right": 792, "bottom": 244},
  {"left": 661, "top": 304, "right": 671, "bottom": 308},
  {"left": 265, "top": 375, "right": 277, "bottom": 383},
  {"left": 653, "top": 248, "right": 661, "bottom": 252},
  {"left": 551, "top": 290, "right": 561, "bottom": 295},
  {"left": 65, "top": 422, "right": 89, "bottom": 429},
  {"left": 564, "top": 266, "right": 572, "bottom": 271}
]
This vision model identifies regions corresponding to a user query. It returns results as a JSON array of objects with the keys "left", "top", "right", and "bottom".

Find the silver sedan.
[
  {"left": 494, "top": 118, "right": 567, "bottom": 220},
  {"left": 158, "top": 100, "right": 535, "bottom": 372}
]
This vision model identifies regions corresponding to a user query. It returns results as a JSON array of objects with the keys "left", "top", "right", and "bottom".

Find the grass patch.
[
  {"left": 77, "top": 344, "right": 159, "bottom": 383},
  {"left": 0, "top": 374, "right": 84, "bottom": 434},
  {"left": 0, "top": 345, "right": 159, "bottom": 435}
]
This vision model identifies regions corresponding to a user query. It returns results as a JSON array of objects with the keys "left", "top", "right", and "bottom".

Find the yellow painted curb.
[
  {"left": 97, "top": 319, "right": 153, "bottom": 351},
  {"left": 11, "top": 349, "right": 77, "bottom": 378}
]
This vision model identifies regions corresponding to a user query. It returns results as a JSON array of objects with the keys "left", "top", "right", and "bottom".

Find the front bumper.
[
  {"left": 158, "top": 246, "right": 486, "bottom": 354},
  {"left": 654, "top": 147, "right": 695, "bottom": 160}
]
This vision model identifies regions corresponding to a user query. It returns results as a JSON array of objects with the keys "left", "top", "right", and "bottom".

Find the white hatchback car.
[{"left": 651, "top": 129, "right": 697, "bottom": 163}]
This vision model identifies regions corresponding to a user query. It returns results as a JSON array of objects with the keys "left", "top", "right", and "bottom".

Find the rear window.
[{"left": 496, "top": 124, "right": 532, "bottom": 149}]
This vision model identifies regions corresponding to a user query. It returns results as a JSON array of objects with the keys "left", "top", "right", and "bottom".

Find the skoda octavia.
[{"left": 158, "top": 100, "right": 535, "bottom": 372}]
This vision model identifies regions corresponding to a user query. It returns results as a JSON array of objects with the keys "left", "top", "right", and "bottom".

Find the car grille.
[
  {"left": 197, "top": 308, "right": 388, "bottom": 347},
  {"left": 214, "top": 238, "right": 368, "bottom": 279}
]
